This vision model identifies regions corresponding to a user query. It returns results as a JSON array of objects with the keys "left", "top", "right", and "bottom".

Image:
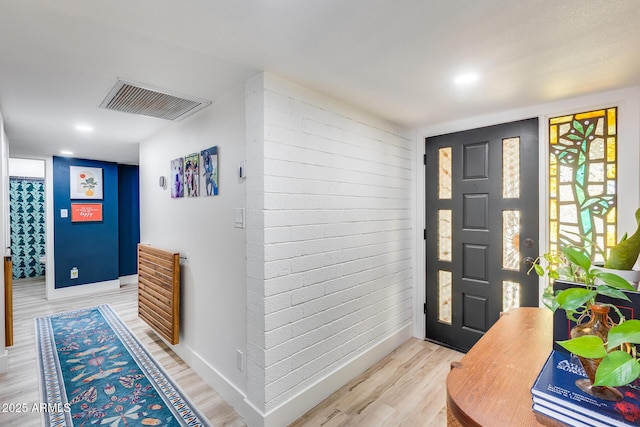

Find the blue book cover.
[
  {"left": 531, "top": 350, "right": 640, "bottom": 426},
  {"left": 533, "top": 397, "right": 614, "bottom": 427},
  {"left": 533, "top": 400, "right": 604, "bottom": 427}
]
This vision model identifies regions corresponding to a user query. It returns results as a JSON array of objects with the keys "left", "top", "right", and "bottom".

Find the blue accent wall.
[
  {"left": 118, "top": 164, "right": 140, "bottom": 276},
  {"left": 53, "top": 157, "right": 119, "bottom": 288}
]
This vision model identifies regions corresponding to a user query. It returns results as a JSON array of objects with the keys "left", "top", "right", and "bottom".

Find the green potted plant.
[
  {"left": 599, "top": 208, "right": 640, "bottom": 286},
  {"left": 530, "top": 212, "right": 640, "bottom": 399}
]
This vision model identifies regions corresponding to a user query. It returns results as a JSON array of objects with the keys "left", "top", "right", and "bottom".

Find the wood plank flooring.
[
  {"left": 0, "top": 279, "right": 463, "bottom": 427},
  {"left": 0, "top": 279, "right": 244, "bottom": 427},
  {"left": 290, "top": 338, "right": 463, "bottom": 427}
]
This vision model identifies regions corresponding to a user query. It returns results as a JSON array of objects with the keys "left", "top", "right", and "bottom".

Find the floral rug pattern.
[{"left": 35, "top": 305, "right": 209, "bottom": 427}]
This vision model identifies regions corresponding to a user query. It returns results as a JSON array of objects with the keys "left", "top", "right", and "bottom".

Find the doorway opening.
[{"left": 9, "top": 158, "right": 46, "bottom": 282}]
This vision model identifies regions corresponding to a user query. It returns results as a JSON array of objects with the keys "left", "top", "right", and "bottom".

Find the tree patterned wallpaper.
[{"left": 10, "top": 178, "right": 46, "bottom": 279}]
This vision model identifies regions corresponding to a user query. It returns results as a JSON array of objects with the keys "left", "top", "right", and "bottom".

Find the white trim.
[
  {"left": 414, "top": 133, "right": 426, "bottom": 339},
  {"left": 46, "top": 279, "right": 120, "bottom": 300},
  {"left": 119, "top": 274, "right": 138, "bottom": 285},
  {"left": 538, "top": 117, "right": 550, "bottom": 303},
  {"left": 410, "top": 128, "right": 420, "bottom": 339},
  {"left": 165, "top": 323, "right": 411, "bottom": 427},
  {"left": 160, "top": 334, "right": 259, "bottom": 427},
  {"left": 44, "top": 156, "right": 56, "bottom": 300},
  {"left": 0, "top": 349, "right": 7, "bottom": 374}
]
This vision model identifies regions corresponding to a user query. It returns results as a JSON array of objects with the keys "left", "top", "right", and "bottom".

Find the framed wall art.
[
  {"left": 70, "top": 166, "right": 103, "bottom": 199},
  {"left": 171, "top": 157, "right": 184, "bottom": 198},
  {"left": 200, "top": 146, "right": 218, "bottom": 196},
  {"left": 184, "top": 152, "right": 199, "bottom": 197},
  {"left": 71, "top": 203, "right": 103, "bottom": 222}
]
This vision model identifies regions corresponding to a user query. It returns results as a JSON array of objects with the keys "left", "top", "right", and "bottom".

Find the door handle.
[{"left": 523, "top": 256, "right": 537, "bottom": 267}]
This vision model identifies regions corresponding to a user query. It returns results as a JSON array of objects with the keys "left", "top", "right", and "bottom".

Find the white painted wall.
[
  {"left": 139, "top": 84, "right": 248, "bottom": 413},
  {"left": 0, "top": 111, "right": 9, "bottom": 373},
  {"left": 245, "top": 73, "right": 415, "bottom": 426},
  {"left": 414, "top": 86, "right": 640, "bottom": 338}
]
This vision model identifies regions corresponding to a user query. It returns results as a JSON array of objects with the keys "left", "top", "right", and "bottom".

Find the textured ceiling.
[{"left": 1, "top": 0, "right": 640, "bottom": 164}]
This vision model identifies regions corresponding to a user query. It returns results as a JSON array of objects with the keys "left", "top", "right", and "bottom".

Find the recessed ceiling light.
[
  {"left": 75, "top": 124, "right": 93, "bottom": 132},
  {"left": 60, "top": 150, "right": 74, "bottom": 156},
  {"left": 454, "top": 73, "right": 479, "bottom": 85}
]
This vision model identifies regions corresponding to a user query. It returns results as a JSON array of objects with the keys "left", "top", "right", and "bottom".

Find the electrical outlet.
[
  {"left": 70, "top": 267, "right": 78, "bottom": 279},
  {"left": 234, "top": 208, "right": 245, "bottom": 228}
]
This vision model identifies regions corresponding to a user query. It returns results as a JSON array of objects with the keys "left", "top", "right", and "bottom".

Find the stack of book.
[{"left": 531, "top": 350, "right": 640, "bottom": 426}]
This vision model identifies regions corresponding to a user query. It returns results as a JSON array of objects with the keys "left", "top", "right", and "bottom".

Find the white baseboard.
[
  {"left": 262, "top": 323, "right": 413, "bottom": 427},
  {"left": 164, "top": 323, "right": 411, "bottom": 427},
  {"left": 0, "top": 349, "right": 8, "bottom": 374},
  {"left": 119, "top": 274, "right": 138, "bottom": 285},
  {"left": 166, "top": 341, "right": 260, "bottom": 425},
  {"left": 46, "top": 279, "right": 120, "bottom": 300}
]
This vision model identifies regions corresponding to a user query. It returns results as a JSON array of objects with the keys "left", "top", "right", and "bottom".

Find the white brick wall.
[
  {"left": 245, "top": 74, "right": 267, "bottom": 409},
  {"left": 246, "top": 73, "right": 413, "bottom": 414}
]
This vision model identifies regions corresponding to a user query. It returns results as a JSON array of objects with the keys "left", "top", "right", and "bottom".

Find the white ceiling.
[{"left": 2, "top": 0, "right": 640, "bottom": 165}]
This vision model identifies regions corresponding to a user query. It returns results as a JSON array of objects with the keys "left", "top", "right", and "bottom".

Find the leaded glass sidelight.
[
  {"left": 438, "top": 270, "right": 452, "bottom": 324},
  {"left": 503, "top": 210, "right": 520, "bottom": 270},
  {"left": 503, "top": 281, "right": 520, "bottom": 312},
  {"left": 438, "top": 209, "right": 452, "bottom": 261},
  {"left": 439, "top": 147, "right": 452, "bottom": 199},
  {"left": 503, "top": 138, "right": 520, "bottom": 198},
  {"left": 549, "top": 108, "right": 617, "bottom": 261}
]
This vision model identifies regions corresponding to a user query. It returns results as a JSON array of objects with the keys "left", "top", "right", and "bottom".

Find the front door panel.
[{"left": 425, "top": 118, "right": 539, "bottom": 352}]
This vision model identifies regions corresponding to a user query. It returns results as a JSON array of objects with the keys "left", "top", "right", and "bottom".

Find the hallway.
[
  {"left": 0, "top": 280, "right": 462, "bottom": 426},
  {"left": 0, "top": 280, "right": 243, "bottom": 426}
]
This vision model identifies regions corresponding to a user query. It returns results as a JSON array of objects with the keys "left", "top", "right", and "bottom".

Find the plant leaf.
[
  {"left": 584, "top": 123, "right": 595, "bottom": 139},
  {"left": 542, "top": 293, "right": 559, "bottom": 312},
  {"left": 562, "top": 246, "right": 591, "bottom": 271},
  {"left": 533, "top": 264, "right": 544, "bottom": 276},
  {"left": 557, "top": 335, "right": 607, "bottom": 358},
  {"left": 555, "top": 288, "right": 595, "bottom": 311},
  {"left": 556, "top": 265, "right": 575, "bottom": 280},
  {"left": 573, "top": 120, "right": 584, "bottom": 135},
  {"left": 608, "top": 319, "right": 640, "bottom": 349},
  {"left": 595, "top": 284, "right": 632, "bottom": 301},
  {"left": 593, "top": 272, "right": 635, "bottom": 290},
  {"left": 593, "top": 351, "right": 640, "bottom": 387}
]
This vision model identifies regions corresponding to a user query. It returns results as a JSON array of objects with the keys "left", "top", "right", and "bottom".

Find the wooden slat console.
[{"left": 137, "top": 244, "right": 180, "bottom": 344}]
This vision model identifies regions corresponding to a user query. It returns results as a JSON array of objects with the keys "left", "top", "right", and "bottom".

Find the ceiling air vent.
[{"left": 99, "top": 79, "right": 211, "bottom": 121}]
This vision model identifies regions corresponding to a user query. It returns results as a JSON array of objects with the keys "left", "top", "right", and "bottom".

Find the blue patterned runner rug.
[{"left": 35, "top": 304, "right": 210, "bottom": 427}]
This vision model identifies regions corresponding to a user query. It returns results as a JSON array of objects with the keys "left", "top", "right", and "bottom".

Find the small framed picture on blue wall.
[{"left": 70, "top": 166, "right": 103, "bottom": 199}]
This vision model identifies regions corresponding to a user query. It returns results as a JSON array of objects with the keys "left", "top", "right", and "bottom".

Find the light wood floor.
[
  {"left": 0, "top": 279, "right": 463, "bottom": 427},
  {"left": 0, "top": 279, "right": 244, "bottom": 427},
  {"left": 290, "top": 339, "right": 463, "bottom": 427}
]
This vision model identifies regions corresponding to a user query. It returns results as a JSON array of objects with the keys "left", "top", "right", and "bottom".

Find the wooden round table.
[{"left": 446, "top": 307, "right": 565, "bottom": 426}]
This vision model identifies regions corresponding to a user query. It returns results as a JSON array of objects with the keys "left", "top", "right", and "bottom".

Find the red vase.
[{"left": 570, "top": 304, "right": 623, "bottom": 401}]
